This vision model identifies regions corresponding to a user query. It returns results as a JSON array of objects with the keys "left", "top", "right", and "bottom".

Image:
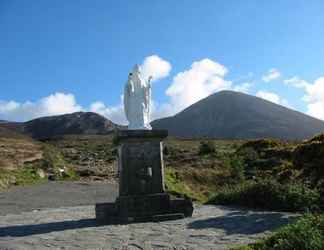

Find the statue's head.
[
  {"left": 128, "top": 64, "right": 144, "bottom": 86},
  {"left": 132, "top": 64, "right": 141, "bottom": 75}
]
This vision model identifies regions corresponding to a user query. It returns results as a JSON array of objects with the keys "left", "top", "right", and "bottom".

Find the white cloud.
[
  {"left": 0, "top": 92, "right": 82, "bottom": 121},
  {"left": 89, "top": 97, "right": 127, "bottom": 125},
  {"left": 284, "top": 76, "right": 310, "bottom": 88},
  {"left": 256, "top": 90, "right": 280, "bottom": 104},
  {"left": 303, "top": 77, "right": 324, "bottom": 120},
  {"left": 140, "top": 55, "right": 171, "bottom": 82},
  {"left": 262, "top": 68, "right": 281, "bottom": 82},
  {"left": 282, "top": 75, "right": 324, "bottom": 120},
  {"left": 256, "top": 90, "right": 290, "bottom": 108},
  {"left": 233, "top": 82, "right": 253, "bottom": 93},
  {"left": 165, "top": 58, "right": 231, "bottom": 114}
]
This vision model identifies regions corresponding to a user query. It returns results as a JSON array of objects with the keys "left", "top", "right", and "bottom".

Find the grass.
[
  {"left": 46, "top": 135, "right": 117, "bottom": 180},
  {"left": 208, "top": 180, "right": 320, "bottom": 212},
  {"left": 231, "top": 213, "right": 324, "bottom": 250},
  {"left": 0, "top": 166, "right": 46, "bottom": 190},
  {"left": 0, "top": 143, "right": 80, "bottom": 191},
  {"left": 164, "top": 167, "right": 210, "bottom": 203}
]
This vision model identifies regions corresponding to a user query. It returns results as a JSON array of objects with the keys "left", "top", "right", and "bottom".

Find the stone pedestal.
[{"left": 95, "top": 130, "right": 193, "bottom": 224}]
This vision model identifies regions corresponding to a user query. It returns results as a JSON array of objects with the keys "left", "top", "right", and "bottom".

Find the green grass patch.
[
  {"left": 42, "top": 144, "right": 67, "bottom": 171},
  {"left": 231, "top": 213, "right": 324, "bottom": 250},
  {"left": 0, "top": 144, "right": 80, "bottom": 191},
  {"left": 208, "top": 179, "right": 320, "bottom": 212},
  {"left": 0, "top": 166, "right": 46, "bottom": 190},
  {"left": 164, "top": 168, "right": 208, "bottom": 203}
]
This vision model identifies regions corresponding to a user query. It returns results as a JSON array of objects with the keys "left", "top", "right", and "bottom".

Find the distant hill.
[
  {"left": 0, "top": 126, "right": 28, "bottom": 139},
  {"left": 151, "top": 90, "right": 324, "bottom": 140},
  {"left": 0, "top": 112, "right": 122, "bottom": 140}
]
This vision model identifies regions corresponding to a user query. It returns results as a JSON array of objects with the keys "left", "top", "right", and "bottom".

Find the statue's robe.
[{"left": 124, "top": 75, "right": 151, "bottom": 130}]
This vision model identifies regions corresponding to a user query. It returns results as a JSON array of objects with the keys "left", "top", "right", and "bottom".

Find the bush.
[
  {"left": 208, "top": 179, "right": 320, "bottom": 212},
  {"left": 293, "top": 136, "right": 324, "bottom": 186},
  {"left": 307, "top": 133, "right": 324, "bottom": 143},
  {"left": 223, "top": 155, "right": 245, "bottom": 182},
  {"left": 232, "top": 214, "right": 324, "bottom": 250},
  {"left": 198, "top": 141, "right": 215, "bottom": 155},
  {"left": 237, "top": 139, "right": 282, "bottom": 154}
]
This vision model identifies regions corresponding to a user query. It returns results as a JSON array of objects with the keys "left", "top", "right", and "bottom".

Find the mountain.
[
  {"left": 0, "top": 126, "right": 28, "bottom": 139},
  {"left": 0, "top": 112, "right": 122, "bottom": 140},
  {"left": 151, "top": 90, "right": 324, "bottom": 140}
]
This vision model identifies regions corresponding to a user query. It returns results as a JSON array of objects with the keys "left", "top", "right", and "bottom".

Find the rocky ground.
[{"left": 0, "top": 182, "right": 297, "bottom": 250}]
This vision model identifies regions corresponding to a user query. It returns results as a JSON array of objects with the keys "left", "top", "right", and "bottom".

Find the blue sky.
[{"left": 1, "top": 0, "right": 324, "bottom": 123}]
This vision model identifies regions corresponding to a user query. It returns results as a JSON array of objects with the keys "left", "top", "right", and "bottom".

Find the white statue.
[{"left": 124, "top": 64, "right": 152, "bottom": 130}]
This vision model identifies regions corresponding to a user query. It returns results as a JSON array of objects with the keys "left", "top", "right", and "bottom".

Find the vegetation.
[
  {"left": 164, "top": 167, "right": 207, "bottom": 202},
  {"left": 163, "top": 138, "right": 242, "bottom": 203},
  {"left": 231, "top": 214, "right": 324, "bottom": 250},
  {"left": 198, "top": 141, "right": 216, "bottom": 155},
  {"left": 0, "top": 166, "right": 45, "bottom": 190},
  {"left": 0, "top": 140, "right": 79, "bottom": 190},
  {"left": 209, "top": 180, "right": 320, "bottom": 212},
  {"left": 221, "top": 135, "right": 324, "bottom": 249},
  {"left": 1, "top": 131, "right": 324, "bottom": 248},
  {"left": 46, "top": 135, "right": 117, "bottom": 181}
]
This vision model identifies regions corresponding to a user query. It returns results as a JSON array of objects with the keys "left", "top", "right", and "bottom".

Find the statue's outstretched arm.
[
  {"left": 144, "top": 76, "right": 152, "bottom": 111},
  {"left": 124, "top": 82, "right": 133, "bottom": 121}
]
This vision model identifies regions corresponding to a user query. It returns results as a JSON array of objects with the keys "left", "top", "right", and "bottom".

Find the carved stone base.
[
  {"left": 95, "top": 130, "right": 194, "bottom": 224},
  {"left": 95, "top": 193, "right": 193, "bottom": 225}
]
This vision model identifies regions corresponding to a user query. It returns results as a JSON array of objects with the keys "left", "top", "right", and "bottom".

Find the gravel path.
[
  {"left": 0, "top": 181, "right": 117, "bottom": 216},
  {"left": 0, "top": 182, "right": 297, "bottom": 249}
]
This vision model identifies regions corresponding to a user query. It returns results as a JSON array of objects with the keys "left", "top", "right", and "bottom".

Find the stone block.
[{"left": 95, "top": 130, "right": 193, "bottom": 224}]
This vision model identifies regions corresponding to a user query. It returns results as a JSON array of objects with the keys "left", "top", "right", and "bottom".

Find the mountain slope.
[
  {"left": 0, "top": 112, "right": 122, "bottom": 140},
  {"left": 23, "top": 112, "right": 122, "bottom": 139},
  {"left": 151, "top": 91, "right": 324, "bottom": 140}
]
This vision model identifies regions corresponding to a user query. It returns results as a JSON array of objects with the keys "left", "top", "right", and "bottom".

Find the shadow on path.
[
  {"left": 188, "top": 211, "right": 297, "bottom": 235},
  {"left": 0, "top": 219, "right": 100, "bottom": 237}
]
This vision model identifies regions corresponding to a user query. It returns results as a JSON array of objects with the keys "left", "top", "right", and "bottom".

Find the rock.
[{"left": 36, "top": 169, "right": 46, "bottom": 178}]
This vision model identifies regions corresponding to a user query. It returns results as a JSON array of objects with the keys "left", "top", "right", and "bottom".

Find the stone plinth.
[{"left": 95, "top": 130, "right": 193, "bottom": 224}]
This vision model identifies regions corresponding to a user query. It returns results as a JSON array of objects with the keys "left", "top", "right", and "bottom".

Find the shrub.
[
  {"left": 223, "top": 155, "right": 245, "bottom": 182},
  {"left": 307, "top": 133, "right": 324, "bottom": 143},
  {"left": 208, "top": 179, "right": 320, "bottom": 212},
  {"left": 198, "top": 141, "right": 215, "bottom": 155},
  {"left": 232, "top": 214, "right": 324, "bottom": 250},
  {"left": 293, "top": 136, "right": 324, "bottom": 186},
  {"left": 237, "top": 139, "right": 282, "bottom": 154}
]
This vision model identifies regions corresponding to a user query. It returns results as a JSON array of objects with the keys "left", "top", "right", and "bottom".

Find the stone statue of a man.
[{"left": 124, "top": 64, "right": 152, "bottom": 130}]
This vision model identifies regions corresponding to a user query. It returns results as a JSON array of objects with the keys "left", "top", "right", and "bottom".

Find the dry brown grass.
[{"left": 0, "top": 138, "right": 43, "bottom": 170}]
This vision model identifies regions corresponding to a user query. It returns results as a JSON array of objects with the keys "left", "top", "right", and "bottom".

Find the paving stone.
[{"left": 0, "top": 205, "right": 298, "bottom": 250}]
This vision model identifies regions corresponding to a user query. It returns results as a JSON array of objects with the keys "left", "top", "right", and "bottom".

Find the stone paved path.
[{"left": 0, "top": 204, "right": 297, "bottom": 250}]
